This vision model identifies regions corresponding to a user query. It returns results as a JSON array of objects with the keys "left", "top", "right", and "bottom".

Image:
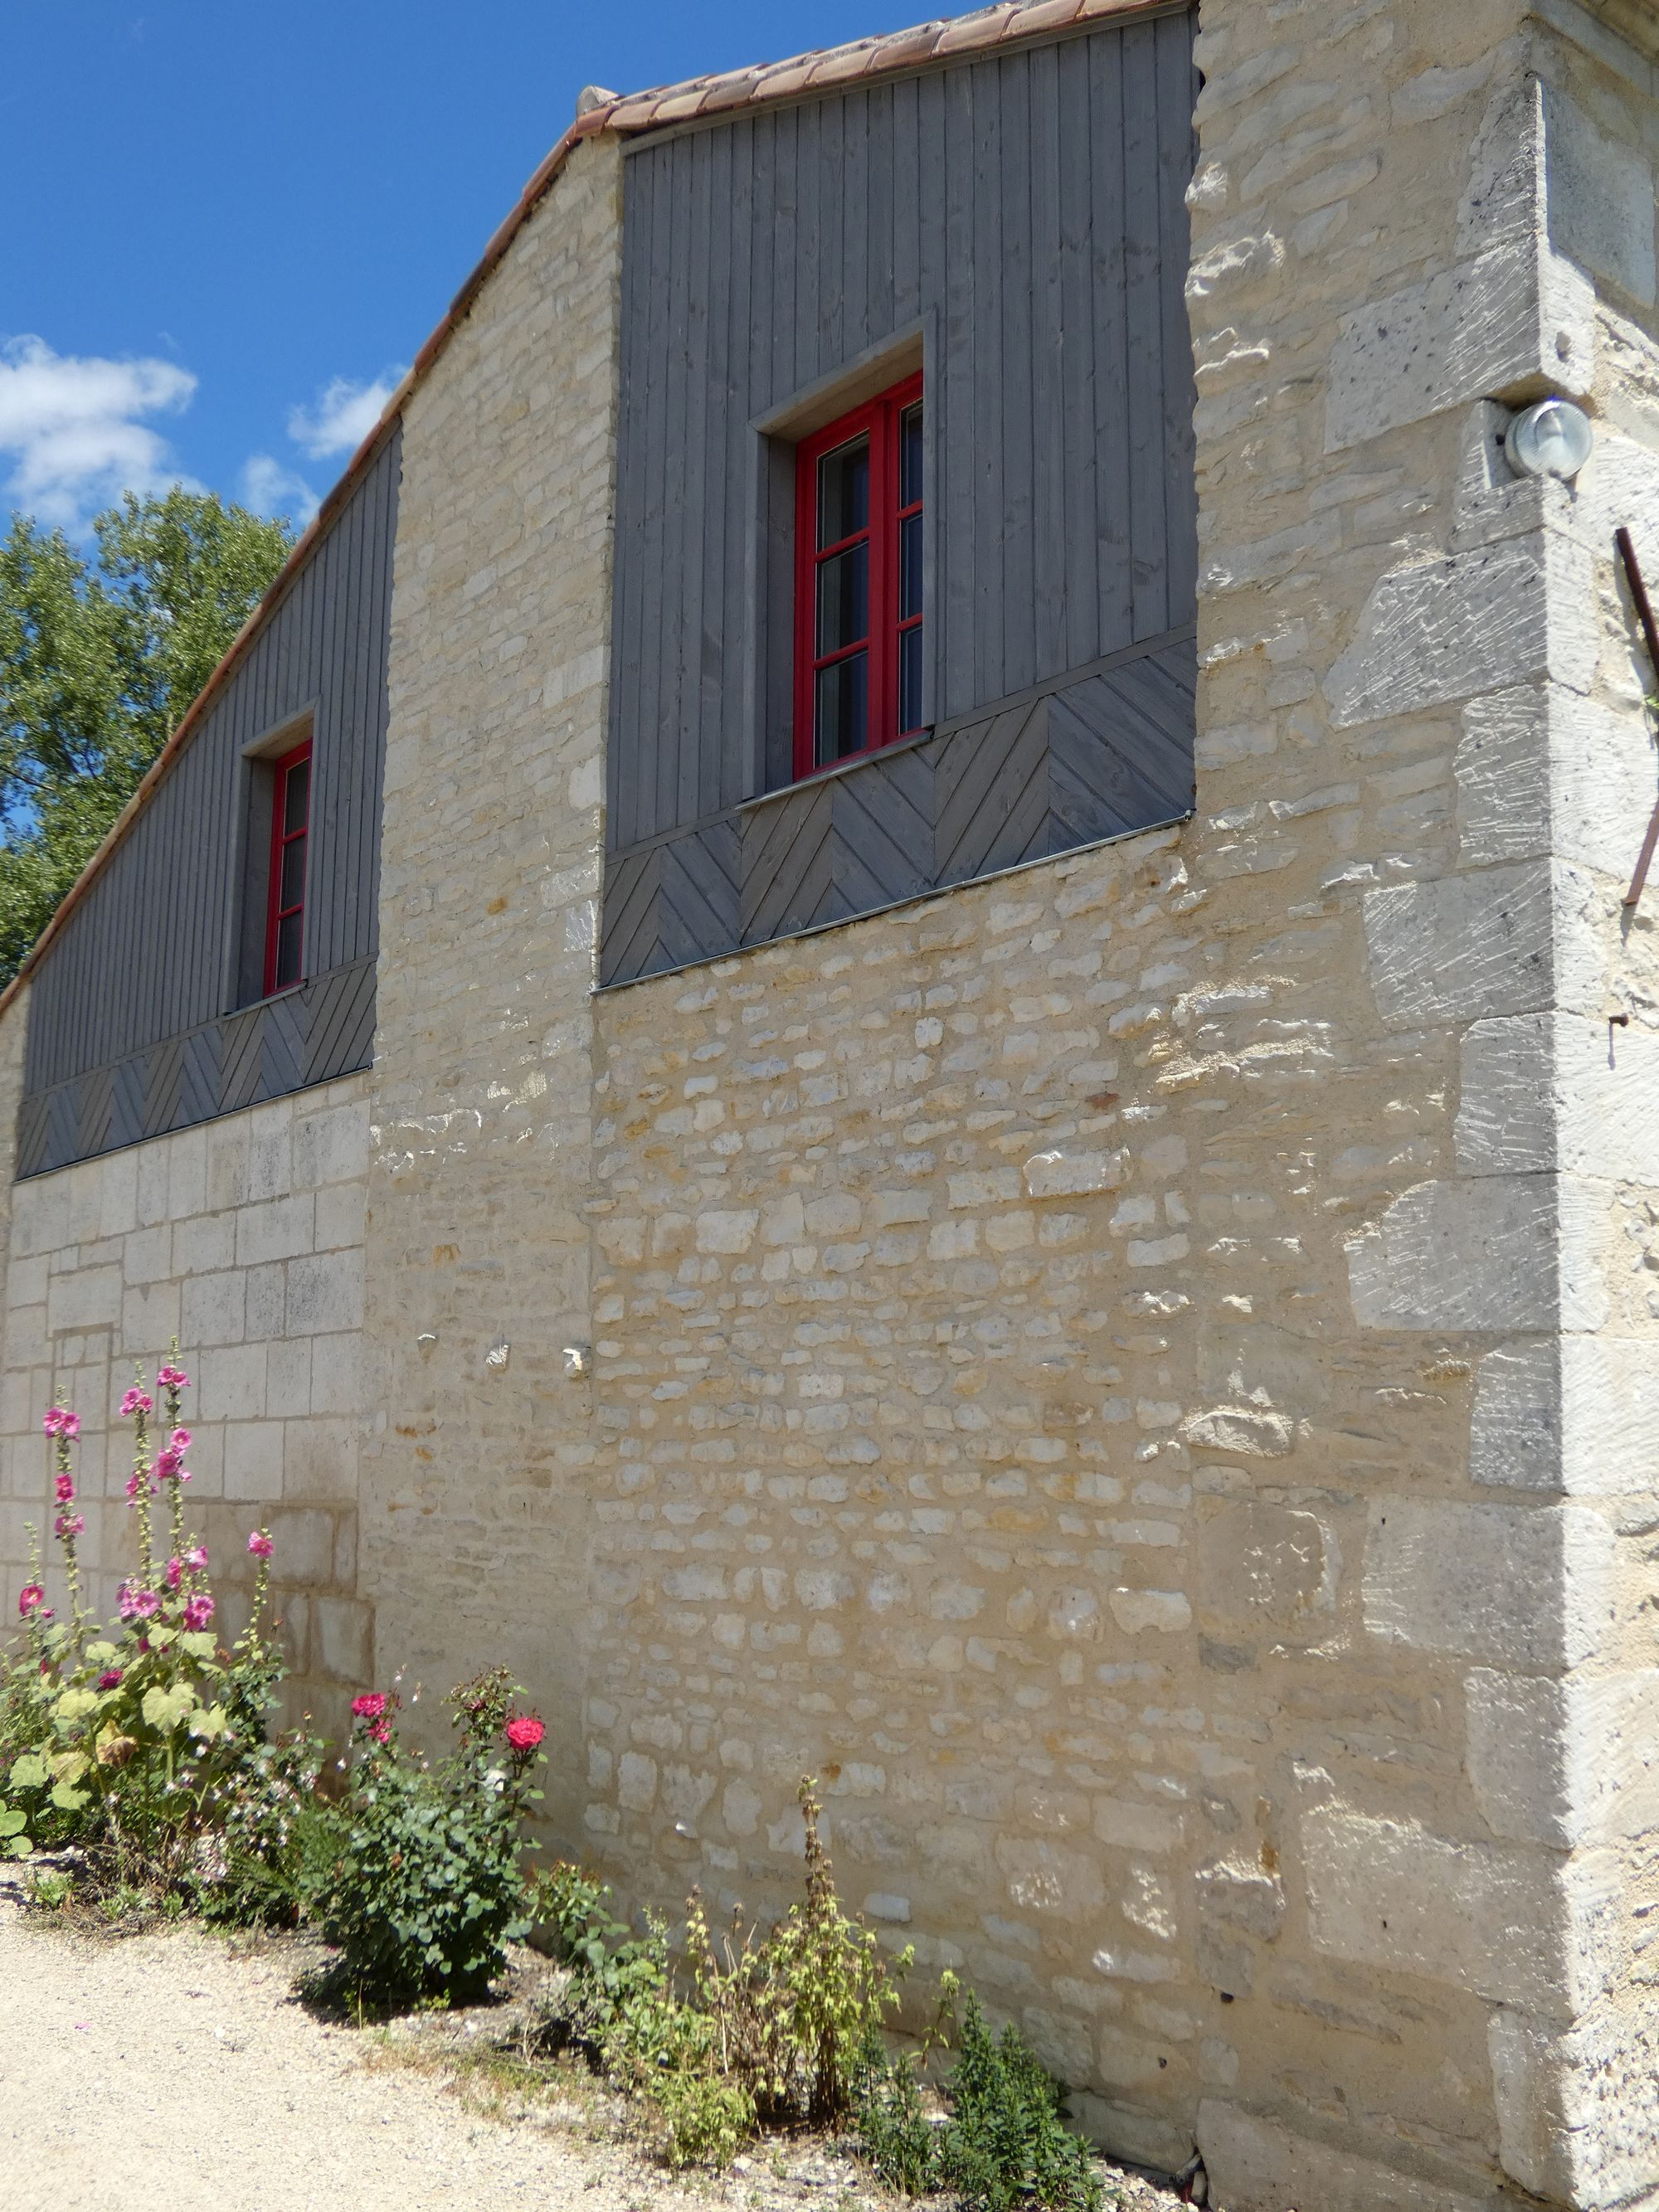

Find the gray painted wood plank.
[
  {"left": 1121, "top": 19, "right": 1168, "bottom": 639},
  {"left": 970, "top": 58, "right": 1005, "bottom": 707},
  {"left": 999, "top": 48, "right": 1036, "bottom": 700},
  {"left": 1157, "top": 11, "right": 1199, "bottom": 630},
  {"left": 1030, "top": 39, "right": 1068, "bottom": 683},
  {"left": 1088, "top": 28, "right": 1134, "bottom": 654}
]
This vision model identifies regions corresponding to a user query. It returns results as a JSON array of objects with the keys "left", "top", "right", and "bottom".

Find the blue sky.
[{"left": 1, "top": 2, "right": 910, "bottom": 538}]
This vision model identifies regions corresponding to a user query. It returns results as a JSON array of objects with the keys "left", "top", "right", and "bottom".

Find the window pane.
[
  {"left": 900, "top": 402, "right": 922, "bottom": 508},
  {"left": 815, "top": 650, "right": 867, "bottom": 766},
  {"left": 815, "top": 543, "right": 868, "bottom": 655},
  {"left": 275, "top": 908, "right": 304, "bottom": 991},
  {"left": 899, "top": 626, "right": 924, "bottom": 735},
  {"left": 279, "top": 833, "right": 307, "bottom": 911},
  {"left": 817, "top": 435, "right": 868, "bottom": 547},
  {"left": 283, "top": 757, "right": 310, "bottom": 836},
  {"left": 900, "top": 513, "right": 923, "bottom": 622}
]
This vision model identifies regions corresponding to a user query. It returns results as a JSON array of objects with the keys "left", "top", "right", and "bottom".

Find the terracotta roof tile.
[{"left": 0, "top": 0, "right": 1178, "bottom": 1014}]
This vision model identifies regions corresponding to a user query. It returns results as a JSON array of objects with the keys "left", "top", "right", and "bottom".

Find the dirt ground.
[{"left": 0, "top": 1867, "right": 1189, "bottom": 2212}]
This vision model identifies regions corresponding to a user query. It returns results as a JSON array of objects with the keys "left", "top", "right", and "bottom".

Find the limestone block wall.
[
  {"left": 357, "top": 134, "right": 622, "bottom": 1839},
  {"left": 0, "top": 1069, "right": 372, "bottom": 1719}
]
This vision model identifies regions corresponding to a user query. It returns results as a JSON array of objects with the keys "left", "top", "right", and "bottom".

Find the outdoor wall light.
[{"left": 1505, "top": 397, "right": 1595, "bottom": 482}]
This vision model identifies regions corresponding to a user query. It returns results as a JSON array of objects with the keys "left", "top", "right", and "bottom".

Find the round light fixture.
[{"left": 1504, "top": 397, "right": 1595, "bottom": 482}]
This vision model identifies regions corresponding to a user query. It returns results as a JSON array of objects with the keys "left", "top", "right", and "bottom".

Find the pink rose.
[
  {"left": 505, "top": 1714, "right": 546, "bottom": 1753},
  {"left": 351, "top": 1692, "right": 389, "bottom": 1722}
]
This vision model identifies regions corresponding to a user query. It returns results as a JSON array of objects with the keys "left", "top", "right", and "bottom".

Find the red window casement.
[
  {"left": 794, "top": 373, "right": 924, "bottom": 779},
  {"left": 262, "top": 738, "right": 312, "bottom": 997}
]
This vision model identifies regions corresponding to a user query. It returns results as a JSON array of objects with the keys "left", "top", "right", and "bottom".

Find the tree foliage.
[{"left": 0, "top": 489, "right": 294, "bottom": 984}]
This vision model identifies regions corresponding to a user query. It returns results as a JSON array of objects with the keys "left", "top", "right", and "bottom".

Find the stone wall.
[
  {"left": 0, "top": 1071, "right": 372, "bottom": 1720},
  {"left": 356, "top": 133, "right": 623, "bottom": 1840}
]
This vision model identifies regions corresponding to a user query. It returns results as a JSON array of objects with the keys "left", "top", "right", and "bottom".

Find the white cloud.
[
  {"left": 0, "top": 333, "right": 200, "bottom": 527},
  {"left": 241, "top": 453, "right": 319, "bottom": 528},
  {"left": 285, "top": 369, "right": 404, "bottom": 461}
]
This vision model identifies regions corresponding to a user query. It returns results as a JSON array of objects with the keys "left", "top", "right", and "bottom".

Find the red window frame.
[
  {"left": 262, "top": 738, "right": 312, "bottom": 998},
  {"left": 793, "top": 372, "right": 924, "bottom": 780}
]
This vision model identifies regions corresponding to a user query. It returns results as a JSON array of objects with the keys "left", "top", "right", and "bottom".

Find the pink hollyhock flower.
[
  {"left": 54, "top": 1471, "right": 75, "bottom": 1504},
  {"left": 154, "top": 1448, "right": 181, "bottom": 1482},
  {"left": 119, "top": 1388, "right": 152, "bottom": 1418},
  {"left": 504, "top": 1714, "right": 546, "bottom": 1753},
  {"left": 156, "top": 1365, "right": 189, "bottom": 1391},
  {"left": 168, "top": 1428, "right": 192, "bottom": 1453},
  {"left": 183, "top": 1593, "right": 214, "bottom": 1633},
  {"left": 42, "top": 1407, "right": 79, "bottom": 1438},
  {"left": 54, "top": 1512, "right": 85, "bottom": 1541},
  {"left": 246, "top": 1529, "right": 274, "bottom": 1558},
  {"left": 17, "top": 1582, "right": 45, "bottom": 1616},
  {"left": 182, "top": 1544, "right": 208, "bottom": 1570},
  {"left": 165, "top": 1557, "right": 183, "bottom": 1592},
  {"left": 351, "top": 1692, "right": 389, "bottom": 1722},
  {"left": 117, "top": 1582, "right": 160, "bottom": 1622},
  {"left": 124, "top": 1469, "right": 158, "bottom": 1505},
  {"left": 97, "top": 1669, "right": 124, "bottom": 1690}
]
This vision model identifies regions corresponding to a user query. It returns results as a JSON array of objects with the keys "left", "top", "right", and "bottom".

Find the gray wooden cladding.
[
  {"left": 18, "top": 430, "right": 399, "bottom": 1169},
  {"left": 17, "top": 956, "right": 377, "bottom": 1180},
  {"left": 604, "top": 9, "right": 1199, "bottom": 984},
  {"left": 601, "top": 630, "right": 1195, "bottom": 985}
]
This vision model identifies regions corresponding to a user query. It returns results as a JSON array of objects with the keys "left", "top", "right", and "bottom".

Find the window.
[
  {"left": 262, "top": 738, "right": 311, "bottom": 995},
  {"left": 794, "top": 373, "right": 924, "bottom": 778}
]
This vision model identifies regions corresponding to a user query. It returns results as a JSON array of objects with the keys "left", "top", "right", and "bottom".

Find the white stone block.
[
  {"left": 1490, "top": 2001, "right": 1659, "bottom": 2208},
  {"left": 1455, "top": 686, "right": 1654, "bottom": 878},
  {"left": 1364, "top": 859, "right": 1602, "bottom": 1032},
  {"left": 1326, "top": 237, "right": 1596, "bottom": 455},
  {"left": 1361, "top": 1497, "right": 1614, "bottom": 1669},
  {"left": 1326, "top": 535, "right": 1596, "bottom": 728},
  {"left": 1022, "top": 1148, "right": 1128, "bottom": 1199},
  {"left": 1467, "top": 1666, "right": 1659, "bottom": 1848},
  {"left": 286, "top": 1250, "right": 364, "bottom": 1337},
  {"left": 1301, "top": 1801, "right": 1616, "bottom": 2011},
  {"left": 1347, "top": 1172, "right": 1609, "bottom": 1334},
  {"left": 236, "top": 1194, "right": 314, "bottom": 1267},
  {"left": 1198, "top": 2099, "right": 1496, "bottom": 2212},
  {"left": 1471, "top": 1334, "right": 1659, "bottom": 1496}
]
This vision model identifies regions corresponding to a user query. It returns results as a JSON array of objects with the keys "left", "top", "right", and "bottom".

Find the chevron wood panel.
[
  {"left": 658, "top": 821, "right": 742, "bottom": 972},
  {"left": 304, "top": 958, "right": 377, "bottom": 1086},
  {"left": 830, "top": 746, "right": 934, "bottom": 916},
  {"left": 76, "top": 1064, "right": 114, "bottom": 1159},
  {"left": 16, "top": 1095, "right": 48, "bottom": 1180},
  {"left": 18, "top": 955, "right": 381, "bottom": 1178},
  {"left": 109, "top": 1058, "right": 146, "bottom": 1153},
  {"left": 143, "top": 1035, "right": 186, "bottom": 1140},
  {"left": 933, "top": 701, "right": 1052, "bottom": 887},
  {"left": 599, "top": 847, "right": 661, "bottom": 986},
  {"left": 741, "top": 780, "right": 837, "bottom": 946}
]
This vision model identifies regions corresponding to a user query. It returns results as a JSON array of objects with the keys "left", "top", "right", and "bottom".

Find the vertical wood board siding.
[
  {"left": 609, "top": 12, "right": 1198, "bottom": 853},
  {"left": 22, "top": 430, "right": 400, "bottom": 1105}
]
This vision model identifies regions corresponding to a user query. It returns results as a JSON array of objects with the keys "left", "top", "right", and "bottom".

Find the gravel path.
[{"left": 0, "top": 1869, "right": 1186, "bottom": 2212}]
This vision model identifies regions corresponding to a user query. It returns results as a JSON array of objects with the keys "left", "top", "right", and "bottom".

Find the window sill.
[{"left": 737, "top": 726, "right": 935, "bottom": 814}]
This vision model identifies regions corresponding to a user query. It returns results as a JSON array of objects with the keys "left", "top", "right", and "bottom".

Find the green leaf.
[
  {"left": 8, "top": 1753, "right": 47, "bottom": 1791},
  {"left": 50, "top": 1781, "right": 90, "bottom": 1812},
  {"left": 189, "top": 1704, "right": 231, "bottom": 1742},
  {"left": 84, "top": 1641, "right": 119, "bottom": 1665},
  {"left": 2, "top": 1836, "right": 33, "bottom": 1860},
  {"left": 140, "top": 1683, "right": 195, "bottom": 1733},
  {"left": 0, "top": 1806, "right": 26, "bottom": 1836},
  {"left": 180, "top": 1631, "right": 219, "bottom": 1660},
  {"left": 52, "top": 1688, "right": 98, "bottom": 1725},
  {"left": 147, "top": 1625, "right": 177, "bottom": 1648}
]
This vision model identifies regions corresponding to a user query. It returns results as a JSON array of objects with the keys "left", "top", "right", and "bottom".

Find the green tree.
[{"left": 0, "top": 488, "right": 294, "bottom": 984}]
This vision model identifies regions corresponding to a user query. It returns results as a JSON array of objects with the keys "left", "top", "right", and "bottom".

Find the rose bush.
[{"left": 300, "top": 1663, "right": 548, "bottom": 2004}]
